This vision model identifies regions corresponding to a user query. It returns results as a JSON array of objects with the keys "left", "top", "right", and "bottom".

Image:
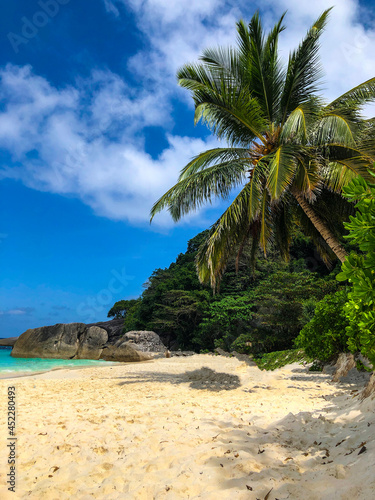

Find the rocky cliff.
[
  {"left": 11, "top": 319, "right": 166, "bottom": 362},
  {"left": 0, "top": 337, "right": 18, "bottom": 347}
]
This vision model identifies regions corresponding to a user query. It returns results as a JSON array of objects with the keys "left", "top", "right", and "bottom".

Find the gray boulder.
[
  {"left": 11, "top": 320, "right": 163, "bottom": 362},
  {"left": 76, "top": 326, "right": 109, "bottom": 360},
  {"left": 12, "top": 323, "right": 85, "bottom": 359},
  {"left": 123, "top": 330, "right": 166, "bottom": 353},
  {"left": 101, "top": 337, "right": 152, "bottom": 362}
]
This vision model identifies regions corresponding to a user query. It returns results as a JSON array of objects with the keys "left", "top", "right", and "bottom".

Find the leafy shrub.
[
  {"left": 295, "top": 290, "right": 350, "bottom": 361},
  {"left": 255, "top": 349, "right": 310, "bottom": 371},
  {"left": 195, "top": 293, "right": 254, "bottom": 351},
  {"left": 108, "top": 299, "right": 140, "bottom": 319},
  {"left": 337, "top": 174, "right": 375, "bottom": 365},
  {"left": 252, "top": 271, "right": 339, "bottom": 353},
  {"left": 300, "top": 298, "right": 318, "bottom": 324},
  {"left": 230, "top": 333, "right": 256, "bottom": 354}
]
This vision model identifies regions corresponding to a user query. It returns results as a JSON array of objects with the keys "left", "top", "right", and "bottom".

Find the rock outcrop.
[
  {"left": 332, "top": 353, "right": 357, "bottom": 382},
  {"left": 123, "top": 331, "right": 167, "bottom": 353},
  {"left": 322, "top": 353, "right": 373, "bottom": 396},
  {"left": 362, "top": 372, "right": 375, "bottom": 399},
  {"left": 101, "top": 338, "right": 151, "bottom": 363},
  {"left": 0, "top": 337, "right": 18, "bottom": 347},
  {"left": 11, "top": 320, "right": 165, "bottom": 362}
]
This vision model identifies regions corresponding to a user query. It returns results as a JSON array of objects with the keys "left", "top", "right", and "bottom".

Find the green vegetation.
[
  {"left": 108, "top": 299, "right": 140, "bottom": 319},
  {"left": 151, "top": 9, "right": 375, "bottom": 291},
  {"left": 295, "top": 290, "right": 350, "bottom": 361},
  {"left": 337, "top": 174, "right": 375, "bottom": 365},
  {"left": 254, "top": 349, "right": 311, "bottom": 371},
  {"left": 109, "top": 10, "right": 375, "bottom": 370},
  {"left": 108, "top": 230, "right": 342, "bottom": 353},
  {"left": 196, "top": 293, "right": 255, "bottom": 352},
  {"left": 250, "top": 270, "right": 338, "bottom": 353},
  {"left": 295, "top": 174, "right": 375, "bottom": 367}
]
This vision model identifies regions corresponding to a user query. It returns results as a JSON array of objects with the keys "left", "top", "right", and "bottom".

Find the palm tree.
[{"left": 151, "top": 8, "right": 375, "bottom": 290}]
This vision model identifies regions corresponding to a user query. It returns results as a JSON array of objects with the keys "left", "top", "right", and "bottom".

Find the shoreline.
[
  {"left": 0, "top": 353, "right": 130, "bottom": 380},
  {"left": 0, "top": 354, "right": 374, "bottom": 499},
  {"left": 0, "top": 361, "right": 122, "bottom": 380}
]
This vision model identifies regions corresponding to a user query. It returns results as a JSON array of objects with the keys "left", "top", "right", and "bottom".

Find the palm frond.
[
  {"left": 178, "top": 148, "right": 250, "bottom": 180},
  {"left": 261, "top": 13, "right": 286, "bottom": 121},
  {"left": 281, "top": 106, "right": 307, "bottom": 144},
  {"left": 314, "top": 113, "right": 356, "bottom": 146},
  {"left": 236, "top": 12, "right": 286, "bottom": 122},
  {"left": 266, "top": 145, "right": 298, "bottom": 200},
  {"left": 259, "top": 188, "right": 273, "bottom": 251},
  {"left": 273, "top": 197, "right": 293, "bottom": 260},
  {"left": 200, "top": 46, "right": 241, "bottom": 85},
  {"left": 293, "top": 156, "right": 322, "bottom": 200},
  {"left": 328, "top": 77, "right": 375, "bottom": 110},
  {"left": 322, "top": 161, "right": 361, "bottom": 192},
  {"left": 248, "top": 160, "right": 269, "bottom": 219},
  {"left": 150, "top": 160, "right": 248, "bottom": 222},
  {"left": 319, "top": 143, "right": 374, "bottom": 191},
  {"left": 178, "top": 63, "right": 267, "bottom": 145},
  {"left": 280, "top": 8, "right": 332, "bottom": 123},
  {"left": 195, "top": 182, "right": 255, "bottom": 289}
]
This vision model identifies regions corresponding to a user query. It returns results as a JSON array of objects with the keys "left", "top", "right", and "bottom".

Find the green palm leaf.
[
  {"left": 329, "top": 77, "right": 375, "bottom": 110},
  {"left": 178, "top": 64, "right": 267, "bottom": 144},
  {"left": 178, "top": 148, "right": 250, "bottom": 181},
  {"left": 236, "top": 12, "right": 286, "bottom": 122},
  {"left": 150, "top": 160, "right": 247, "bottom": 222},
  {"left": 196, "top": 182, "right": 255, "bottom": 289},
  {"left": 315, "top": 113, "right": 355, "bottom": 146},
  {"left": 293, "top": 156, "right": 322, "bottom": 200},
  {"left": 280, "top": 8, "right": 332, "bottom": 122},
  {"left": 266, "top": 145, "right": 300, "bottom": 200}
]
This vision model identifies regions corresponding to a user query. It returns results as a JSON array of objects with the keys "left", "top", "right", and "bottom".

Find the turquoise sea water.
[{"left": 0, "top": 348, "right": 111, "bottom": 376}]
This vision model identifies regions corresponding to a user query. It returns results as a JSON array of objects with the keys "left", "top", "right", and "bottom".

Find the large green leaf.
[{"left": 266, "top": 146, "right": 298, "bottom": 200}]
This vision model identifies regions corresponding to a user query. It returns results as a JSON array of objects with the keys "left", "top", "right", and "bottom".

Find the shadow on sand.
[{"left": 114, "top": 366, "right": 241, "bottom": 392}]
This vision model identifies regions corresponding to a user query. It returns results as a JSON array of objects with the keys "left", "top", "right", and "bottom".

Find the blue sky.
[{"left": 0, "top": 0, "right": 374, "bottom": 337}]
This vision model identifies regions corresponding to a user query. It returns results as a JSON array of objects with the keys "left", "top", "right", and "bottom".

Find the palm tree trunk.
[{"left": 293, "top": 192, "right": 348, "bottom": 263}]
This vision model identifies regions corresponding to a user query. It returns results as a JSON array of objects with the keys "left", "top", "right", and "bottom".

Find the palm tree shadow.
[{"left": 115, "top": 366, "right": 241, "bottom": 392}]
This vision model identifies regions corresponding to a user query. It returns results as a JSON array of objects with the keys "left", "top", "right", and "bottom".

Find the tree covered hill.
[{"left": 108, "top": 230, "right": 342, "bottom": 353}]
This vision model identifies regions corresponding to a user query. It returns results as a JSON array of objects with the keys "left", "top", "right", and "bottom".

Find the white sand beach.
[{"left": 0, "top": 354, "right": 374, "bottom": 499}]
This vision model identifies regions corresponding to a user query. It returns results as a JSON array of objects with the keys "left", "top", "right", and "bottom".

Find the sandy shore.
[{"left": 0, "top": 354, "right": 374, "bottom": 499}]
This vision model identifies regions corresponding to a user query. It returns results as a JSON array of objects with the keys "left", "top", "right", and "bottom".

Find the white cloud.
[
  {"left": 103, "top": 0, "right": 120, "bottom": 16},
  {"left": 0, "top": 307, "right": 34, "bottom": 316},
  {"left": 120, "top": 0, "right": 375, "bottom": 104},
  {"left": 0, "top": 1, "right": 374, "bottom": 228},
  {"left": 0, "top": 64, "right": 219, "bottom": 226},
  {"left": 261, "top": 0, "right": 375, "bottom": 103}
]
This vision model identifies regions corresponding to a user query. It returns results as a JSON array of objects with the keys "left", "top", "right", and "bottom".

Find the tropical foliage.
[
  {"left": 255, "top": 349, "right": 312, "bottom": 371},
  {"left": 195, "top": 293, "right": 255, "bottom": 351},
  {"left": 108, "top": 230, "right": 341, "bottom": 353},
  {"left": 295, "top": 290, "right": 350, "bottom": 361},
  {"left": 250, "top": 270, "right": 339, "bottom": 352},
  {"left": 337, "top": 173, "right": 375, "bottom": 365},
  {"left": 108, "top": 299, "right": 140, "bottom": 319},
  {"left": 151, "top": 9, "right": 375, "bottom": 290}
]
